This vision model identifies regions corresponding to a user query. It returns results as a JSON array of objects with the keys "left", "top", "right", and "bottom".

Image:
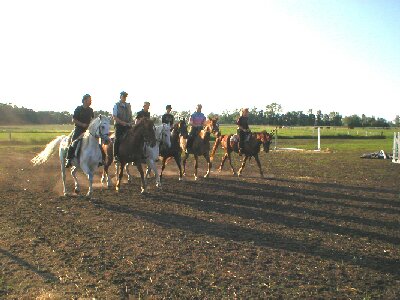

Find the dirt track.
[{"left": 1, "top": 147, "right": 399, "bottom": 299}]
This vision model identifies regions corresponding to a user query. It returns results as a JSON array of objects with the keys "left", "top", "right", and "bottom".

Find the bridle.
[{"left": 89, "top": 116, "right": 110, "bottom": 143}]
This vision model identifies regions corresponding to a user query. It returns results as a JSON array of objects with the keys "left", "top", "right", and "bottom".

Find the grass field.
[{"left": 0, "top": 124, "right": 398, "bottom": 153}]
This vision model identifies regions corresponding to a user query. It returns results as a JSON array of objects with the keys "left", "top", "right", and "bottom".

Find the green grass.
[
  {"left": 0, "top": 124, "right": 72, "bottom": 144},
  {"left": 0, "top": 124, "right": 397, "bottom": 154},
  {"left": 219, "top": 124, "right": 399, "bottom": 139}
]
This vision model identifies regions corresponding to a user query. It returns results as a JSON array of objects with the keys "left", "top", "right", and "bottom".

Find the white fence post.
[
  {"left": 317, "top": 127, "right": 321, "bottom": 151},
  {"left": 393, "top": 132, "right": 400, "bottom": 164}
]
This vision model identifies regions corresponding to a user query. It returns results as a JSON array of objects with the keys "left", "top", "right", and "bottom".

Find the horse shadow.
[
  {"left": 0, "top": 248, "right": 59, "bottom": 283},
  {"left": 92, "top": 179, "right": 400, "bottom": 277}
]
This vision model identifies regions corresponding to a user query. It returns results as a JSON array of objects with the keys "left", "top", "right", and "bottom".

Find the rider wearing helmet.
[
  {"left": 135, "top": 101, "right": 151, "bottom": 123},
  {"left": 187, "top": 104, "right": 206, "bottom": 149},
  {"left": 237, "top": 108, "right": 250, "bottom": 155},
  {"left": 65, "top": 94, "right": 94, "bottom": 168},
  {"left": 113, "top": 91, "right": 133, "bottom": 162},
  {"left": 162, "top": 104, "right": 174, "bottom": 127}
]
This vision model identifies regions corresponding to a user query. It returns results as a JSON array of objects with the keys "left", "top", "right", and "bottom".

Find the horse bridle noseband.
[{"left": 90, "top": 117, "right": 109, "bottom": 141}]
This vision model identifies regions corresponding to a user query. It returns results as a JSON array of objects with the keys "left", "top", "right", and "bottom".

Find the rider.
[
  {"left": 135, "top": 101, "right": 151, "bottom": 123},
  {"left": 162, "top": 104, "right": 174, "bottom": 127},
  {"left": 237, "top": 107, "right": 250, "bottom": 155},
  {"left": 187, "top": 104, "right": 206, "bottom": 150},
  {"left": 113, "top": 91, "right": 133, "bottom": 162},
  {"left": 65, "top": 94, "right": 94, "bottom": 168}
]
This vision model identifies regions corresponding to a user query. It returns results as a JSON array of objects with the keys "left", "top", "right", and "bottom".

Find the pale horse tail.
[{"left": 31, "top": 135, "right": 67, "bottom": 166}]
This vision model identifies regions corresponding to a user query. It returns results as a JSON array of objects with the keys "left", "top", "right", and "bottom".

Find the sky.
[{"left": 0, "top": 0, "right": 399, "bottom": 121}]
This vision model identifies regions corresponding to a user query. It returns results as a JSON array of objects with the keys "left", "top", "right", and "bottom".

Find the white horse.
[
  {"left": 31, "top": 115, "right": 111, "bottom": 197},
  {"left": 124, "top": 123, "right": 171, "bottom": 188}
]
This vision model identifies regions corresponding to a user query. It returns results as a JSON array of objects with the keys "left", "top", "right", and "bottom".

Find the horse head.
[
  {"left": 205, "top": 117, "right": 221, "bottom": 137},
  {"left": 137, "top": 118, "right": 157, "bottom": 147},
  {"left": 158, "top": 123, "right": 171, "bottom": 148},
  {"left": 88, "top": 115, "right": 111, "bottom": 145},
  {"left": 258, "top": 130, "right": 273, "bottom": 153}
]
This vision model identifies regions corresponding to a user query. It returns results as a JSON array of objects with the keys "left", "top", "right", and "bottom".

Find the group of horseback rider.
[{"left": 65, "top": 91, "right": 251, "bottom": 167}]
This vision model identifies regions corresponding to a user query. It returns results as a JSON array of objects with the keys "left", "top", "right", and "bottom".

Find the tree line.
[
  {"left": 211, "top": 103, "right": 398, "bottom": 128},
  {"left": 1, "top": 102, "right": 398, "bottom": 128}
]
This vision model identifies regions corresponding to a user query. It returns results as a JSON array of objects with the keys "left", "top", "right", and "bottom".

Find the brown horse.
[
  {"left": 159, "top": 118, "right": 189, "bottom": 182},
  {"left": 182, "top": 117, "right": 220, "bottom": 180},
  {"left": 210, "top": 130, "right": 273, "bottom": 177},
  {"left": 102, "top": 118, "right": 156, "bottom": 194}
]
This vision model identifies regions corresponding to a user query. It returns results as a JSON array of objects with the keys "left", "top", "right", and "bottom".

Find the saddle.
[{"left": 230, "top": 133, "right": 250, "bottom": 149}]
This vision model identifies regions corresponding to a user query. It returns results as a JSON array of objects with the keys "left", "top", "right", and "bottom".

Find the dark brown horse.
[
  {"left": 159, "top": 118, "right": 188, "bottom": 181},
  {"left": 102, "top": 118, "right": 156, "bottom": 194},
  {"left": 182, "top": 117, "right": 220, "bottom": 180},
  {"left": 210, "top": 130, "right": 273, "bottom": 177}
]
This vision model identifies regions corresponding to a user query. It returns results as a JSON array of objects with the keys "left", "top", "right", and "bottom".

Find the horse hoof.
[
  {"left": 237, "top": 173, "right": 242, "bottom": 177},
  {"left": 74, "top": 189, "right": 80, "bottom": 194},
  {"left": 204, "top": 174, "right": 209, "bottom": 178},
  {"left": 194, "top": 176, "right": 198, "bottom": 181},
  {"left": 141, "top": 189, "right": 147, "bottom": 194},
  {"left": 178, "top": 177, "right": 182, "bottom": 181}
]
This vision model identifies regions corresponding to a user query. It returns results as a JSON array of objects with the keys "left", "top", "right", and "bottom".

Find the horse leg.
[
  {"left": 116, "top": 162, "right": 125, "bottom": 192},
  {"left": 160, "top": 157, "right": 166, "bottom": 182},
  {"left": 60, "top": 152, "right": 68, "bottom": 196},
  {"left": 182, "top": 152, "right": 189, "bottom": 176},
  {"left": 136, "top": 162, "right": 147, "bottom": 194},
  {"left": 148, "top": 159, "right": 161, "bottom": 188},
  {"left": 71, "top": 166, "right": 80, "bottom": 194},
  {"left": 115, "top": 161, "right": 120, "bottom": 183},
  {"left": 193, "top": 155, "right": 199, "bottom": 180},
  {"left": 228, "top": 152, "right": 237, "bottom": 175},
  {"left": 174, "top": 155, "right": 183, "bottom": 181},
  {"left": 125, "top": 163, "right": 133, "bottom": 183},
  {"left": 204, "top": 153, "right": 212, "bottom": 178},
  {"left": 145, "top": 164, "right": 151, "bottom": 179},
  {"left": 101, "top": 165, "right": 112, "bottom": 188},
  {"left": 254, "top": 154, "right": 264, "bottom": 178},
  {"left": 218, "top": 153, "right": 228, "bottom": 172},
  {"left": 86, "top": 172, "right": 94, "bottom": 197},
  {"left": 237, "top": 156, "right": 249, "bottom": 177}
]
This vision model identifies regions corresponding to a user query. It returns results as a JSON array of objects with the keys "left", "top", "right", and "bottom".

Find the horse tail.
[
  {"left": 31, "top": 135, "right": 66, "bottom": 166},
  {"left": 210, "top": 135, "right": 222, "bottom": 161}
]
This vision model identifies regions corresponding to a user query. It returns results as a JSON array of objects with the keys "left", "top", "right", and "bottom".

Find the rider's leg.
[
  {"left": 238, "top": 130, "right": 245, "bottom": 155},
  {"left": 65, "top": 128, "right": 83, "bottom": 168},
  {"left": 114, "top": 125, "right": 123, "bottom": 162}
]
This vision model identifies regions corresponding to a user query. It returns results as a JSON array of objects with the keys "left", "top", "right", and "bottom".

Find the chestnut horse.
[
  {"left": 159, "top": 118, "right": 189, "bottom": 182},
  {"left": 181, "top": 118, "right": 220, "bottom": 180},
  {"left": 102, "top": 118, "right": 156, "bottom": 194},
  {"left": 210, "top": 130, "right": 273, "bottom": 177}
]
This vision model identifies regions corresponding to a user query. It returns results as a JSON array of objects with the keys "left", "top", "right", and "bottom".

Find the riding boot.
[
  {"left": 65, "top": 144, "right": 75, "bottom": 168},
  {"left": 113, "top": 140, "right": 120, "bottom": 162}
]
